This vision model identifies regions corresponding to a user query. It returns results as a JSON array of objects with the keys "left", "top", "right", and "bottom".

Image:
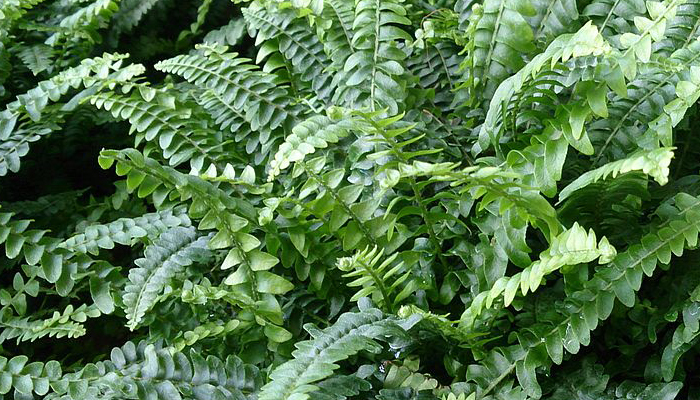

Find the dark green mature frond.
[
  {"left": 582, "top": 0, "right": 645, "bottom": 38},
  {"left": 655, "top": 0, "right": 700, "bottom": 54},
  {"left": 0, "top": 53, "right": 144, "bottom": 176},
  {"left": 343, "top": 0, "right": 413, "bottom": 113},
  {"left": 88, "top": 88, "right": 234, "bottom": 170},
  {"left": 109, "top": 0, "right": 163, "bottom": 38},
  {"left": 408, "top": 41, "right": 461, "bottom": 110},
  {"left": 529, "top": 0, "right": 580, "bottom": 44},
  {"left": 155, "top": 45, "right": 298, "bottom": 161},
  {"left": 123, "top": 226, "right": 212, "bottom": 330},
  {"left": 243, "top": 3, "right": 334, "bottom": 100},
  {"left": 464, "top": 0, "right": 537, "bottom": 103},
  {"left": 258, "top": 299, "right": 414, "bottom": 400}
]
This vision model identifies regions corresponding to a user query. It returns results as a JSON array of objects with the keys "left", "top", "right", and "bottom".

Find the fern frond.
[
  {"left": 109, "top": 0, "right": 163, "bottom": 38},
  {"left": 123, "top": 226, "right": 212, "bottom": 330},
  {"left": 559, "top": 147, "right": 674, "bottom": 202},
  {"left": 465, "top": 0, "right": 537, "bottom": 102},
  {"left": 46, "top": 0, "right": 120, "bottom": 46},
  {"left": 0, "top": 304, "right": 100, "bottom": 344},
  {"left": 583, "top": 0, "right": 645, "bottom": 38},
  {"left": 155, "top": 45, "right": 297, "bottom": 133},
  {"left": 657, "top": 287, "right": 700, "bottom": 382},
  {"left": 88, "top": 88, "right": 231, "bottom": 170},
  {"left": 408, "top": 41, "right": 461, "bottom": 110},
  {"left": 243, "top": 3, "right": 334, "bottom": 99},
  {"left": 258, "top": 299, "right": 411, "bottom": 400},
  {"left": 459, "top": 223, "right": 616, "bottom": 328},
  {"left": 98, "top": 149, "right": 294, "bottom": 328},
  {"left": 59, "top": 206, "right": 191, "bottom": 255},
  {"left": 268, "top": 108, "right": 356, "bottom": 180},
  {"left": 337, "top": 246, "right": 417, "bottom": 312},
  {"left": 529, "top": 0, "right": 579, "bottom": 44},
  {"left": 203, "top": 17, "right": 248, "bottom": 46},
  {"left": 482, "top": 22, "right": 611, "bottom": 151},
  {"left": 655, "top": 0, "right": 700, "bottom": 53},
  {"left": 0, "top": 355, "right": 63, "bottom": 398},
  {"left": 343, "top": 0, "right": 412, "bottom": 113},
  {"left": 17, "top": 44, "right": 54, "bottom": 75}
]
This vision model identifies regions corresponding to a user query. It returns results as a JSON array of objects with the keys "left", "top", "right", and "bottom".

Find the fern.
[
  {"left": 7, "top": 0, "right": 700, "bottom": 399},
  {"left": 558, "top": 147, "right": 674, "bottom": 202},
  {"left": 462, "top": 0, "right": 537, "bottom": 103},
  {"left": 243, "top": 3, "right": 334, "bottom": 100},
  {"left": 459, "top": 222, "right": 616, "bottom": 328},
  {"left": 343, "top": 0, "right": 412, "bottom": 113},
  {"left": 59, "top": 206, "right": 191, "bottom": 255},
  {"left": 337, "top": 246, "right": 418, "bottom": 312},
  {"left": 122, "top": 226, "right": 212, "bottom": 330},
  {"left": 258, "top": 299, "right": 412, "bottom": 400}
]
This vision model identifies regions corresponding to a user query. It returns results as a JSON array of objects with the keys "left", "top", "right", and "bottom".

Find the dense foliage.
[{"left": 3, "top": 0, "right": 700, "bottom": 398}]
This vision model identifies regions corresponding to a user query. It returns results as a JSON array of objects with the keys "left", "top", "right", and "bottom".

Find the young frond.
[{"left": 337, "top": 246, "right": 418, "bottom": 312}]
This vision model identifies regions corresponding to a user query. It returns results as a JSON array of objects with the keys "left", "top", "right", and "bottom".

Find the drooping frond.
[
  {"left": 59, "top": 206, "right": 191, "bottom": 255},
  {"left": 558, "top": 147, "right": 674, "bottom": 202},
  {"left": 459, "top": 223, "right": 616, "bottom": 328}
]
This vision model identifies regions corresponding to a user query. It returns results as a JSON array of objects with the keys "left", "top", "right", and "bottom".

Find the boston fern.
[{"left": 4, "top": 0, "right": 700, "bottom": 399}]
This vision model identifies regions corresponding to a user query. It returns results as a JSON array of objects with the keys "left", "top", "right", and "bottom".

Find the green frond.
[
  {"left": 16, "top": 44, "right": 54, "bottom": 75},
  {"left": 529, "top": 0, "right": 580, "bottom": 44},
  {"left": 337, "top": 246, "right": 417, "bottom": 311},
  {"left": 244, "top": 3, "right": 334, "bottom": 99},
  {"left": 98, "top": 149, "right": 293, "bottom": 339},
  {"left": 56, "top": 340, "right": 262, "bottom": 400},
  {"left": 123, "top": 226, "right": 212, "bottom": 330},
  {"left": 592, "top": 41, "right": 700, "bottom": 162},
  {"left": 88, "top": 88, "right": 232, "bottom": 170},
  {"left": 0, "top": 304, "right": 100, "bottom": 344},
  {"left": 258, "top": 299, "right": 411, "bottom": 400},
  {"left": 59, "top": 206, "right": 191, "bottom": 255},
  {"left": 459, "top": 223, "right": 616, "bottom": 328},
  {"left": 655, "top": 0, "right": 700, "bottom": 53},
  {"left": 384, "top": 358, "right": 439, "bottom": 392},
  {"left": 168, "top": 319, "right": 241, "bottom": 354},
  {"left": 482, "top": 22, "right": 611, "bottom": 151},
  {"left": 559, "top": 147, "right": 674, "bottom": 202},
  {"left": 464, "top": 0, "right": 537, "bottom": 102},
  {"left": 583, "top": 0, "right": 646, "bottom": 38},
  {"left": 203, "top": 18, "right": 248, "bottom": 47},
  {"left": 407, "top": 41, "right": 461, "bottom": 110},
  {"left": 343, "top": 0, "right": 412, "bottom": 113},
  {"left": 154, "top": 46, "right": 298, "bottom": 134},
  {"left": 46, "top": 0, "right": 120, "bottom": 46},
  {"left": 659, "top": 283, "right": 700, "bottom": 381},
  {"left": 109, "top": 0, "right": 163, "bottom": 38},
  {"left": 268, "top": 109, "right": 356, "bottom": 181}
]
